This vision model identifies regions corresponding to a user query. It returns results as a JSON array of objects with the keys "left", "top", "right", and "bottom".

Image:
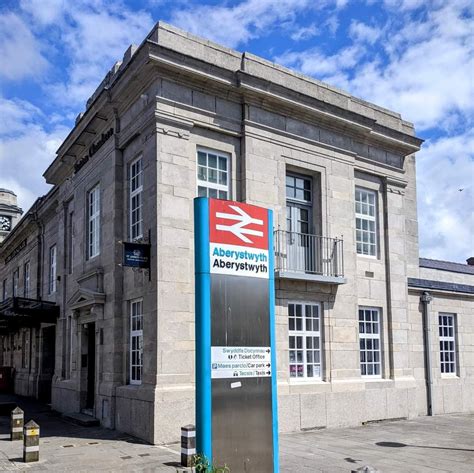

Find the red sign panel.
[{"left": 209, "top": 199, "right": 269, "bottom": 250}]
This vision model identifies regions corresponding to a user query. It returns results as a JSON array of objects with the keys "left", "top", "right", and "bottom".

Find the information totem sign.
[{"left": 194, "top": 198, "right": 279, "bottom": 473}]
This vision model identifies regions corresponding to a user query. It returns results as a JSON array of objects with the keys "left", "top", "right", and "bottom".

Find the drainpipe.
[{"left": 421, "top": 291, "right": 433, "bottom": 415}]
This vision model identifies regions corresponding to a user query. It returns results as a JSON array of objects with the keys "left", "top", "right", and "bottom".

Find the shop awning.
[{"left": 0, "top": 297, "right": 59, "bottom": 332}]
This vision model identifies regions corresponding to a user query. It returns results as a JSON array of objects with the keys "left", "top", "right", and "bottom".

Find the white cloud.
[
  {"left": 0, "top": 98, "right": 68, "bottom": 212},
  {"left": 19, "top": 1, "right": 155, "bottom": 108},
  {"left": 169, "top": 0, "right": 346, "bottom": 48},
  {"left": 416, "top": 131, "right": 474, "bottom": 263},
  {"left": 290, "top": 23, "right": 320, "bottom": 41},
  {"left": 0, "top": 12, "right": 49, "bottom": 81},
  {"left": 383, "top": 0, "right": 427, "bottom": 11},
  {"left": 349, "top": 20, "right": 381, "bottom": 44},
  {"left": 277, "top": 2, "right": 474, "bottom": 132},
  {"left": 276, "top": 45, "right": 363, "bottom": 78},
  {"left": 19, "top": 0, "right": 66, "bottom": 26},
  {"left": 169, "top": 0, "right": 314, "bottom": 48}
]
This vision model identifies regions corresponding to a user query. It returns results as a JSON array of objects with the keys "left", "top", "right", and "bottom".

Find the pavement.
[{"left": 0, "top": 394, "right": 473, "bottom": 472}]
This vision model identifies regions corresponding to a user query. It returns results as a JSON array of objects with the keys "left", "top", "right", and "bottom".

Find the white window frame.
[
  {"left": 129, "top": 156, "right": 143, "bottom": 240},
  {"left": 12, "top": 268, "right": 19, "bottom": 297},
  {"left": 130, "top": 299, "right": 143, "bottom": 385},
  {"left": 197, "top": 148, "right": 230, "bottom": 200},
  {"left": 49, "top": 245, "right": 57, "bottom": 294},
  {"left": 288, "top": 302, "right": 322, "bottom": 380},
  {"left": 439, "top": 313, "right": 457, "bottom": 375},
  {"left": 87, "top": 185, "right": 100, "bottom": 259},
  {"left": 24, "top": 261, "right": 30, "bottom": 298},
  {"left": 355, "top": 187, "right": 377, "bottom": 257},
  {"left": 359, "top": 307, "right": 382, "bottom": 378}
]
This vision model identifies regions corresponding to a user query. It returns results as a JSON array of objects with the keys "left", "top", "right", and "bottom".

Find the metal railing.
[{"left": 274, "top": 230, "right": 344, "bottom": 278}]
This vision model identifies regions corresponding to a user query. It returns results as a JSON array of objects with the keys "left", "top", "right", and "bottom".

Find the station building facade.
[{"left": 0, "top": 22, "right": 473, "bottom": 444}]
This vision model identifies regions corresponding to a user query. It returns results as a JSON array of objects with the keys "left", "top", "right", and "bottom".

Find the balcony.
[{"left": 274, "top": 230, "right": 346, "bottom": 284}]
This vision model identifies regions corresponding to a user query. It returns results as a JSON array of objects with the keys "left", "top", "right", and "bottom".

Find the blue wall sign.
[{"left": 123, "top": 242, "right": 150, "bottom": 268}]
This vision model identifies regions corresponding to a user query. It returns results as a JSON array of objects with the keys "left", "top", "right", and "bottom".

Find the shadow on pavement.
[
  {"left": 0, "top": 393, "right": 147, "bottom": 446},
  {"left": 376, "top": 441, "right": 474, "bottom": 453}
]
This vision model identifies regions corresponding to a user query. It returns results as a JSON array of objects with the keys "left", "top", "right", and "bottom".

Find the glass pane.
[
  {"left": 198, "top": 166, "right": 207, "bottom": 181},
  {"left": 218, "top": 171, "right": 227, "bottom": 185},
  {"left": 218, "top": 156, "right": 227, "bottom": 170},
  {"left": 198, "top": 186, "right": 207, "bottom": 197},
  {"left": 208, "top": 169, "right": 217, "bottom": 183},
  {"left": 198, "top": 151, "right": 206, "bottom": 166},
  {"left": 218, "top": 191, "right": 228, "bottom": 200},
  {"left": 208, "top": 154, "right": 217, "bottom": 168},
  {"left": 209, "top": 188, "right": 218, "bottom": 198}
]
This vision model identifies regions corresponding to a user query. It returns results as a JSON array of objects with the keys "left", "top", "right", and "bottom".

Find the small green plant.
[{"left": 193, "top": 453, "right": 230, "bottom": 473}]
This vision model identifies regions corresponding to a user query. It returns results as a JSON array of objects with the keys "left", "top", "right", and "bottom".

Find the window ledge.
[{"left": 288, "top": 378, "right": 327, "bottom": 385}]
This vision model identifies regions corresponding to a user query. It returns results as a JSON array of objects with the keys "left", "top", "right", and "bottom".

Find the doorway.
[{"left": 82, "top": 322, "right": 96, "bottom": 415}]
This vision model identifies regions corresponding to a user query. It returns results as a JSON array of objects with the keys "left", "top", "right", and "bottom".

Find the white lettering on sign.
[
  {"left": 210, "top": 243, "right": 269, "bottom": 278},
  {"left": 215, "top": 205, "right": 264, "bottom": 244},
  {"left": 211, "top": 346, "right": 272, "bottom": 379}
]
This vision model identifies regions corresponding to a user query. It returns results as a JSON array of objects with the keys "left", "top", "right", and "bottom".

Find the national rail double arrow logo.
[{"left": 215, "top": 205, "right": 264, "bottom": 244}]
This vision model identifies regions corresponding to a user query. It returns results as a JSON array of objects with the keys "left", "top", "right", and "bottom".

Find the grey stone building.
[{"left": 1, "top": 22, "right": 473, "bottom": 445}]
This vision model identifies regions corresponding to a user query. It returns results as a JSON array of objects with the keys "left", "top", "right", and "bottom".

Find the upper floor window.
[
  {"left": 439, "top": 313, "right": 457, "bottom": 374},
  {"left": 289, "top": 302, "right": 322, "bottom": 379},
  {"left": 2, "top": 279, "right": 7, "bottom": 301},
  {"left": 130, "top": 157, "right": 143, "bottom": 240},
  {"left": 359, "top": 307, "right": 382, "bottom": 377},
  {"left": 88, "top": 185, "right": 100, "bottom": 259},
  {"left": 49, "top": 245, "right": 57, "bottom": 294},
  {"left": 355, "top": 188, "right": 377, "bottom": 257},
  {"left": 197, "top": 149, "right": 229, "bottom": 199},
  {"left": 130, "top": 299, "right": 144, "bottom": 385},
  {"left": 24, "top": 262, "right": 30, "bottom": 298},
  {"left": 12, "top": 268, "right": 19, "bottom": 297}
]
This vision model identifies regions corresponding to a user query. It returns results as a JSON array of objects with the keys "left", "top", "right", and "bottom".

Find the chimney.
[{"left": 467, "top": 257, "right": 474, "bottom": 266}]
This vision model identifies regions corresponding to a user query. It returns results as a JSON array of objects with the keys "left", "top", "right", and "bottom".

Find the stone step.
[{"left": 63, "top": 412, "right": 100, "bottom": 427}]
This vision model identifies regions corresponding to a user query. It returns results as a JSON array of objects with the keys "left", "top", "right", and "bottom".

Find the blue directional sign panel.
[{"left": 194, "top": 197, "right": 279, "bottom": 473}]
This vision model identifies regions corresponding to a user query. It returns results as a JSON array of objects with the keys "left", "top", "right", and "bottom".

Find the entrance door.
[
  {"left": 85, "top": 323, "right": 96, "bottom": 412},
  {"left": 39, "top": 326, "right": 56, "bottom": 402},
  {"left": 286, "top": 174, "right": 314, "bottom": 273}
]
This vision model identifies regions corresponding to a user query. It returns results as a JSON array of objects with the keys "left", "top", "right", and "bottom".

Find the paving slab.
[{"left": 0, "top": 394, "right": 473, "bottom": 472}]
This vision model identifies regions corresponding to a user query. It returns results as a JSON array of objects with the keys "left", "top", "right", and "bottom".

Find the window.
[
  {"left": 130, "top": 299, "right": 143, "bottom": 385},
  {"left": 197, "top": 149, "right": 229, "bottom": 199},
  {"left": 129, "top": 157, "right": 143, "bottom": 240},
  {"left": 2, "top": 279, "right": 7, "bottom": 301},
  {"left": 49, "top": 245, "right": 57, "bottom": 294},
  {"left": 355, "top": 188, "right": 377, "bottom": 256},
  {"left": 88, "top": 185, "right": 100, "bottom": 258},
  {"left": 12, "top": 268, "right": 19, "bottom": 297},
  {"left": 23, "top": 262, "right": 30, "bottom": 298},
  {"left": 359, "top": 307, "right": 382, "bottom": 377},
  {"left": 439, "top": 313, "right": 457, "bottom": 374},
  {"left": 288, "top": 302, "right": 322, "bottom": 379},
  {"left": 67, "top": 211, "right": 74, "bottom": 274}
]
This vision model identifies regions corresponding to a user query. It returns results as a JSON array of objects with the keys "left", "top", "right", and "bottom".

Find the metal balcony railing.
[{"left": 274, "top": 230, "right": 344, "bottom": 279}]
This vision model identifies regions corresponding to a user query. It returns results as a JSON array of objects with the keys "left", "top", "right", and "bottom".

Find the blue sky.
[{"left": 0, "top": 0, "right": 472, "bottom": 262}]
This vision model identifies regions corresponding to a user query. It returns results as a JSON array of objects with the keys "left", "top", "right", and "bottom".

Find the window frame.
[
  {"left": 438, "top": 313, "right": 457, "bottom": 375},
  {"left": 129, "top": 156, "right": 143, "bottom": 241},
  {"left": 12, "top": 268, "right": 19, "bottom": 297},
  {"left": 288, "top": 301, "right": 323, "bottom": 381},
  {"left": 196, "top": 147, "right": 230, "bottom": 200},
  {"left": 355, "top": 187, "right": 378, "bottom": 257},
  {"left": 87, "top": 184, "right": 101, "bottom": 259},
  {"left": 130, "top": 298, "right": 144, "bottom": 385},
  {"left": 359, "top": 306, "right": 382, "bottom": 378},
  {"left": 23, "top": 261, "right": 30, "bottom": 298},
  {"left": 49, "top": 245, "right": 57, "bottom": 294}
]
